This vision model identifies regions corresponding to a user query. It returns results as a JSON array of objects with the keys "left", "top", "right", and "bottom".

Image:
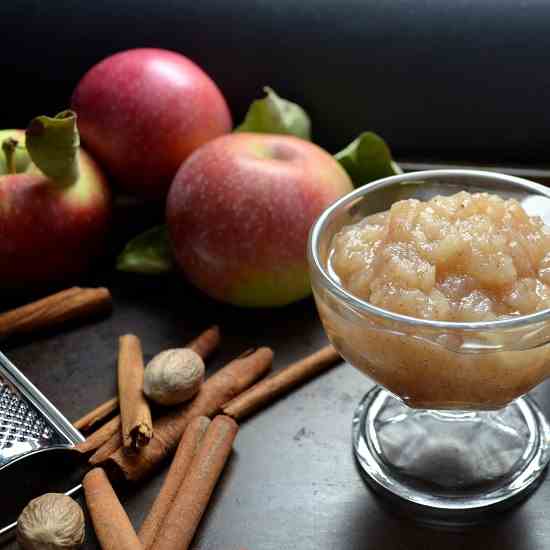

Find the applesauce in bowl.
[
  {"left": 310, "top": 173, "right": 550, "bottom": 410},
  {"left": 308, "top": 169, "right": 550, "bottom": 517},
  {"left": 327, "top": 190, "right": 550, "bottom": 409}
]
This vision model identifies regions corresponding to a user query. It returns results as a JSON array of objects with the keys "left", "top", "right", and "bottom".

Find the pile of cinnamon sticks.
[
  {"left": 84, "top": 415, "right": 239, "bottom": 550},
  {"left": 1, "top": 288, "right": 343, "bottom": 549},
  {"left": 75, "top": 326, "right": 341, "bottom": 549}
]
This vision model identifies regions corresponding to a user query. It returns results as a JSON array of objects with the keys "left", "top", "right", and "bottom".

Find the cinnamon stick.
[
  {"left": 89, "top": 428, "right": 123, "bottom": 465},
  {"left": 73, "top": 326, "right": 220, "bottom": 434},
  {"left": 223, "top": 345, "right": 341, "bottom": 421},
  {"left": 118, "top": 334, "right": 153, "bottom": 449},
  {"left": 83, "top": 467, "right": 142, "bottom": 550},
  {"left": 150, "top": 415, "right": 239, "bottom": 550},
  {"left": 103, "top": 347, "right": 273, "bottom": 481},
  {"left": 187, "top": 325, "right": 220, "bottom": 358},
  {"left": 76, "top": 415, "right": 121, "bottom": 454},
  {"left": 139, "top": 416, "right": 211, "bottom": 549},
  {"left": 74, "top": 397, "right": 119, "bottom": 432},
  {"left": 0, "top": 287, "right": 111, "bottom": 341}
]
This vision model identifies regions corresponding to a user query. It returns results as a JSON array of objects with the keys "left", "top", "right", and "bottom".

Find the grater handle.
[{"left": 0, "top": 483, "right": 82, "bottom": 536}]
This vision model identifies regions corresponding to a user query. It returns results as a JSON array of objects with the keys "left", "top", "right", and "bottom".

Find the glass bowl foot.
[{"left": 352, "top": 387, "right": 550, "bottom": 525}]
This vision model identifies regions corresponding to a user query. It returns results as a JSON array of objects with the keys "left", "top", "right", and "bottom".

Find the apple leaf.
[
  {"left": 117, "top": 225, "right": 175, "bottom": 274},
  {"left": 235, "top": 87, "right": 311, "bottom": 140},
  {"left": 334, "top": 131, "right": 401, "bottom": 187},
  {"left": 25, "top": 110, "right": 80, "bottom": 185}
]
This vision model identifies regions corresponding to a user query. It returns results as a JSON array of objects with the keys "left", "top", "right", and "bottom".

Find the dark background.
[
  {"left": 2, "top": 0, "right": 550, "bottom": 548},
  {"left": 2, "top": 0, "right": 550, "bottom": 163}
]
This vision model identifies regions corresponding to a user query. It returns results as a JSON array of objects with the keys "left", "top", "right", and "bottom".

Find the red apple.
[
  {"left": 71, "top": 48, "right": 233, "bottom": 199},
  {"left": 0, "top": 117, "right": 111, "bottom": 288},
  {"left": 166, "top": 133, "right": 353, "bottom": 307}
]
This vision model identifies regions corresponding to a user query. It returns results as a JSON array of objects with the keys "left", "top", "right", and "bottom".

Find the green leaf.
[
  {"left": 117, "top": 225, "right": 175, "bottom": 274},
  {"left": 334, "top": 131, "right": 400, "bottom": 187},
  {"left": 25, "top": 110, "right": 80, "bottom": 185},
  {"left": 235, "top": 86, "right": 311, "bottom": 140}
]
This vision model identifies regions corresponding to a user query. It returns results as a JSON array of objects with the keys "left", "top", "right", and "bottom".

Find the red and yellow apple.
[
  {"left": 166, "top": 132, "right": 353, "bottom": 307},
  {"left": 0, "top": 115, "right": 111, "bottom": 288},
  {"left": 71, "top": 48, "right": 233, "bottom": 199}
]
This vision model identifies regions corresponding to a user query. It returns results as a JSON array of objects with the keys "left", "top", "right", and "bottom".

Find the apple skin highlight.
[
  {"left": 72, "top": 48, "right": 233, "bottom": 199},
  {"left": 166, "top": 133, "right": 353, "bottom": 307}
]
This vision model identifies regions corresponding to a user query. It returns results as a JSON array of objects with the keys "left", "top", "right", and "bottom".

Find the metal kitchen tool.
[{"left": 0, "top": 350, "right": 85, "bottom": 535}]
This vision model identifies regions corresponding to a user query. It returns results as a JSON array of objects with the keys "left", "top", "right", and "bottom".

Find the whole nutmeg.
[
  {"left": 17, "top": 493, "right": 85, "bottom": 550},
  {"left": 144, "top": 348, "right": 205, "bottom": 405}
]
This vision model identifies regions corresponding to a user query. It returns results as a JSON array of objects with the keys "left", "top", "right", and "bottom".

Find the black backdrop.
[{"left": 1, "top": 0, "right": 550, "bottom": 163}]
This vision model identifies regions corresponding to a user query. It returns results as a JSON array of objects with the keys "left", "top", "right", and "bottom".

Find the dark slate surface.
[{"left": 1, "top": 272, "right": 550, "bottom": 549}]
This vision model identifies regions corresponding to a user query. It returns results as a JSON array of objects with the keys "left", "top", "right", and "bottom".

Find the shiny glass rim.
[{"left": 308, "top": 169, "right": 550, "bottom": 332}]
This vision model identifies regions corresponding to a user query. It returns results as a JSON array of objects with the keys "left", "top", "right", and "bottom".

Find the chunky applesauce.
[{"left": 323, "top": 191, "right": 550, "bottom": 409}]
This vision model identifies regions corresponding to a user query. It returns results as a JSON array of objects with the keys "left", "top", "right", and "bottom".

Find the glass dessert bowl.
[{"left": 308, "top": 169, "right": 550, "bottom": 521}]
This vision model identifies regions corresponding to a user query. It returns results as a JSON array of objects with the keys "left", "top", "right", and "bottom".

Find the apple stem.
[{"left": 2, "top": 138, "right": 18, "bottom": 174}]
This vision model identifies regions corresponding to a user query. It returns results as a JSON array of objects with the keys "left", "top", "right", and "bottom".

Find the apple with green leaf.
[
  {"left": 0, "top": 111, "right": 111, "bottom": 288},
  {"left": 117, "top": 87, "right": 399, "bottom": 307}
]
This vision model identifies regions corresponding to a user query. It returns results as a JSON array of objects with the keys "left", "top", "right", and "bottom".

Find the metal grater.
[{"left": 0, "top": 350, "right": 84, "bottom": 534}]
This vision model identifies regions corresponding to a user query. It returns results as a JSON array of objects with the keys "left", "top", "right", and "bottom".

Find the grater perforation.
[
  {"left": 0, "top": 351, "right": 84, "bottom": 467},
  {"left": 0, "top": 377, "right": 59, "bottom": 453}
]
